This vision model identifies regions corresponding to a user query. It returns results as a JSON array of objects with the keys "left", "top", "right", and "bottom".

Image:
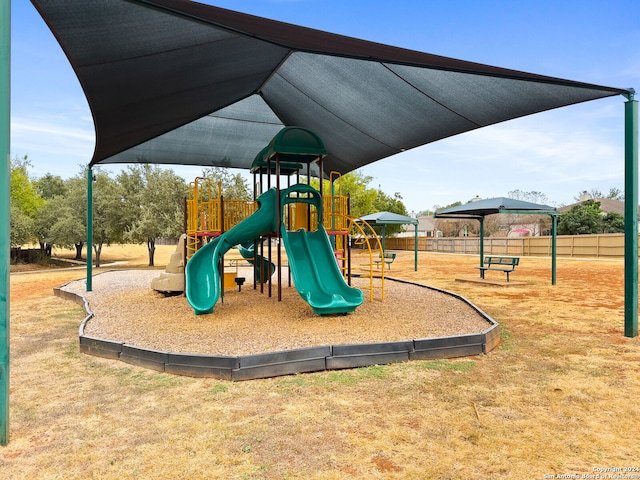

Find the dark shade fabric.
[{"left": 30, "top": 0, "right": 630, "bottom": 174}]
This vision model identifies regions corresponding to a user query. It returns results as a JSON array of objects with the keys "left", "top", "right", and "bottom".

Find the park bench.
[
  {"left": 476, "top": 256, "right": 520, "bottom": 282},
  {"left": 374, "top": 252, "right": 396, "bottom": 269}
]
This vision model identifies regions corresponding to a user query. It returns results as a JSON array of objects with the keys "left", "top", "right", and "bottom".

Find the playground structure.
[{"left": 156, "top": 127, "right": 388, "bottom": 315}]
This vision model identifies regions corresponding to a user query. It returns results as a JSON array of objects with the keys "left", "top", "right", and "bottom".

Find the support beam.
[
  {"left": 551, "top": 214, "right": 557, "bottom": 286},
  {"left": 478, "top": 217, "right": 485, "bottom": 273},
  {"left": 414, "top": 223, "right": 418, "bottom": 271},
  {"left": 624, "top": 93, "right": 638, "bottom": 338},
  {"left": 0, "top": 0, "right": 10, "bottom": 446},
  {"left": 86, "top": 167, "right": 93, "bottom": 292}
]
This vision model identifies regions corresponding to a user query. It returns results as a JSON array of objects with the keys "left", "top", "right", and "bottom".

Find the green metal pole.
[
  {"left": 479, "top": 218, "right": 484, "bottom": 275},
  {"left": 0, "top": 0, "right": 11, "bottom": 446},
  {"left": 414, "top": 224, "right": 418, "bottom": 271},
  {"left": 551, "top": 214, "right": 557, "bottom": 285},
  {"left": 624, "top": 93, "right": 638, "bottom": 338},
  {"left": 86, "top": 167, "right": 93, "bottom": 292}
]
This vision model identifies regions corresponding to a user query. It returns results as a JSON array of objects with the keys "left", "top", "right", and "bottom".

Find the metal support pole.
[
  {"left": 624, "top": 93, "right": 638, "bottom": 338},
  {"left": 414, "top": 224, "right": 418, "bottom": 271},
  {"left": 551, "top": 214, "right": 557, "bottom": 285},
  {"left": 479, "top": 217, "right": 485, "bottom": 275},
  {"left": 86, "top": 166, "right": 93, "bottom": 291},
  {"left": 381, "top": 224, "right": 386, "bottom": 252},
  {"left": 0, "top": 0, "right": 11, "bottom": 446},
  {"left": 276, "top": 154, "right": 281, "bottom": 302}
]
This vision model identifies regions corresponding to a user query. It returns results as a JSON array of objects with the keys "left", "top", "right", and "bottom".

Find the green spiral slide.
[{"left": 185, "top": 189, "right": 278, "bottom": 315}]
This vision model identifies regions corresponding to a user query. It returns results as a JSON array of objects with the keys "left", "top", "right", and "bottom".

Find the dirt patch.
[{"left": 5, "top": 245, "right": 639, "bottom": 479}]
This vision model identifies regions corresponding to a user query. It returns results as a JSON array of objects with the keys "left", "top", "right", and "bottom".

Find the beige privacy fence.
[{"left": 382, "top": 234, "right": 629, "bottom": 258}]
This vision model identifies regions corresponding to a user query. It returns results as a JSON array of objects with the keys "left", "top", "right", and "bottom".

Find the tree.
[
  {"left": 35, "top": 173, "right": 68, "bottom": 199},
  {"left": 415, "top": 209, "right": 434, "bottom": 217},
  {"left": 602, "top": 212, "right": 624, "bottom": 233},
  {"left": 319, "top": 171, "right": 378, "bottom": 219},
  {"left": 201, "top": 167, "right": 251, "bottom": 200},
  {"left": 605, "top": 187, "right": 624, "bottom": 201},
  {"left": 9, "top": 204, "right": 34, "bottom": 247},
  {"left": 62, "top": 175, "right": 91, "bottom": 259},
  {"left": 9, "top": 155, "right": 43, "bottom": 246},
  {"left": 31, "top": 174, "right": 71, "bottom": 255},
  {"left": 118, "top": 165, "right": 187, "bottom": 266},
  {"left": 558, "top": 199, "right": 603, "bottom": 235},
  {"left": 574, "top": 187, "right": 624, "bottom": 202},
  {"left": 10, "top": 156, "right": 43, "bottom": 218},
  {"left": 35, "top": 195, "right": 85, "bottom": 258},
  {"left": 306, "top": 171, "right": 409, "bottom": 236},
  {"left": 507, "top": 189, "right": 550, "bottom": 205},
  {"left": 371, "top": 189, "right": 408, "bottom": 236},
  {"left": 89, "top": 169, "right": 125, "bottom": 267}
]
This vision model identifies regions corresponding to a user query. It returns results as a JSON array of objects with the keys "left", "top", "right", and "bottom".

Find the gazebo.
[
  {"left": 357, "top": 212, "right": 419, "bottom": 271},
  {"left": 434, "top": 197, "right": 558, "bottom": 284}
]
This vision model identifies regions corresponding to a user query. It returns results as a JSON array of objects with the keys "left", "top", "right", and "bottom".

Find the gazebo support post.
[
  {"left": 479, "top": 217, "right": 485, "bottom": 274},
  {"left": 381, "top": 224, "right": 386, "bottom": 252},
  {"left": 551, "top": 213, "right": 557, "bottom": 285},
  {"left": 624, "top": 92, "right": 638, "bottom": 338},
  {"left": 414, "top": 223, "right": 418, "bottom": 271}
]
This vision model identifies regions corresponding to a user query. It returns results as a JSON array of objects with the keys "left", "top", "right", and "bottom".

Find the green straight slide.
[
  {"left": 186, "top": 189, "right": 278, "bottom": 315},
  {"left": 280, "top": 184, "right": 363, "bottom": 315}
]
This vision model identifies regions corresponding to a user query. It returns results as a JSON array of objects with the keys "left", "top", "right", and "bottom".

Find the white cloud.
[{"left": 10, "top": 118, "right": 95, "bottom": 177}]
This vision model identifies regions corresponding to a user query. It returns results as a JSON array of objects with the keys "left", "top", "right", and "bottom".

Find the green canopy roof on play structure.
[{"left": 250, "top": 127, "right": 326, "bottom": 176}]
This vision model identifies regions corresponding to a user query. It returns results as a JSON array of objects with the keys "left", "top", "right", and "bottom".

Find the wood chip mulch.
[{"left": 61, "top": 269, "right": 493, "bottom": 357}]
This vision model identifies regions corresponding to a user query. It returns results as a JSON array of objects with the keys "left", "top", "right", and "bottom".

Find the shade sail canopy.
[
  {"left": 358, "top": 212, "right": 418, "bottom": 225},
  {"left": 31, "top": 0, "right": 631, "bottom": 174},
  {"left": 434, "top": 197, "right": 557, "bottom": 219}
]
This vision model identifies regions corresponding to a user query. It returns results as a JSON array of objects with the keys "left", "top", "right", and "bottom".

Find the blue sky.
[{"left": 10, "top": 0, "right": 640, "bottom": 214}]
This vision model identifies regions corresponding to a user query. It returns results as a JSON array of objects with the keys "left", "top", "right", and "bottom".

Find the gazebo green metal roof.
[
  {"left": 359, "top": 211, "right": 419, "bottom": 225},
  {"left": 434, "top": 197, "right": 557, "bottom": 219}
]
